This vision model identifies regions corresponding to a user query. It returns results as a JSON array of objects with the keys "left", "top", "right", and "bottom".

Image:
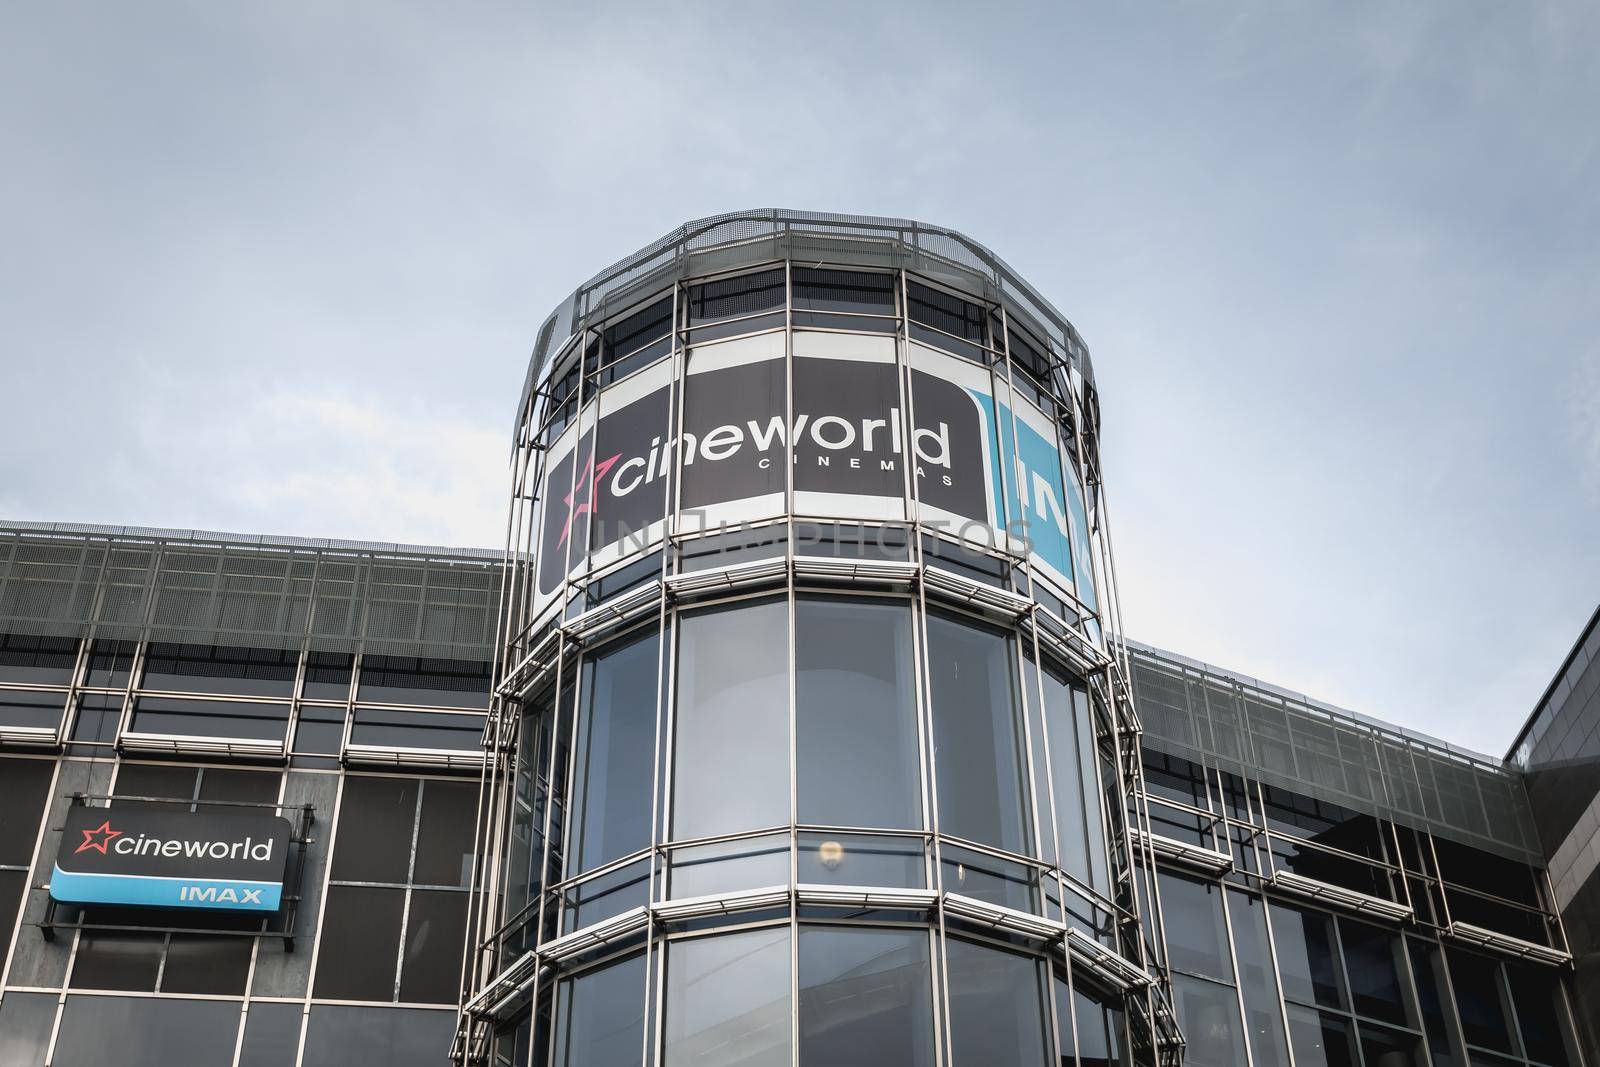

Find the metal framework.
[{"left": 457, "top": 213, "right": 1182, "bottom": 1066}]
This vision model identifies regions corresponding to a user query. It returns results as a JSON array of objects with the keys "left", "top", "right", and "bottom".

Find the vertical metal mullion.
[
  {"left": 392, "top": 777, "right": 426, "bottom": 1002},
  {"left": 1217, "top": 885, "right": 1257, "bottom": 1067}
]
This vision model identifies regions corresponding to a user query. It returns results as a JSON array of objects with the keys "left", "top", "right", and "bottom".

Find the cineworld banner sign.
[
  {"left": 534, "top": 335, "right": 1098, "bottom": 617},
  {"left": 51, "top": 805, "right": 291, "bottom": 912}
]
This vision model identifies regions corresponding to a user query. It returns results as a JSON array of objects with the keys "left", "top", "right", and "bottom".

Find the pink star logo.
[{"left": 557, "top": 450, "right": 621, "bottom": 548}]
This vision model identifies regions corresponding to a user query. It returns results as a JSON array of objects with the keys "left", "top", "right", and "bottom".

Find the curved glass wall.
[{"left": 464, "top": 215, "right": 1171, "bottom": 1067}]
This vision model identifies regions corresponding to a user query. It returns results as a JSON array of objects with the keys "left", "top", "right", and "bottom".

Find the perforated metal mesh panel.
[
  {"left": 1128, "top": 641, "right": 1542, "bottom": 862},
  {"left": 0, "top": 522, "right": 503, "bottom": 660}
]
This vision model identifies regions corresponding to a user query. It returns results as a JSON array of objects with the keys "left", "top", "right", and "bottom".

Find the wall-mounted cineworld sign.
[
  {"left": 51, "top": 805, "right": 292, "bottom": 912},
  {"left": 534, "top": 336, "right": 1099, "bottom": 618}
]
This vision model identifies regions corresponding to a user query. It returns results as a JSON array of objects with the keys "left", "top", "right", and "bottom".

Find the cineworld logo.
[
  {"left": 51, "top": 806, "right": 291, "bottom": 913},
  {"left": 75, "top": 820, "right": 277, "bottom": 864}
]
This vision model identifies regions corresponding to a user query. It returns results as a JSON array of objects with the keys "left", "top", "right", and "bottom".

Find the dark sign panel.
[{"left": 51, "top": 805, "right": 292, "bottom": 912}]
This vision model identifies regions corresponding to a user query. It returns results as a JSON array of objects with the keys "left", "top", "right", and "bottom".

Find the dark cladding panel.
[{"left": 52, "top": 995, "right": 241, "bottom": 1067}]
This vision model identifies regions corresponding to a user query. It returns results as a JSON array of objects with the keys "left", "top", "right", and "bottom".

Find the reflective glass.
[
  {"left": 140, "top": 642, "right": 297, "bottom": 696},
  {"left": 400, "top": 889, "right": 470, "bottom": 1004},
  {"left": 127, "top": 696, "right": 289, "bottom": 740},
  {"left": 1447, "top": 949, "right": 1515, "bottom": 1055},
  {"left": 1228, "top": 890, "right": 1291, "bottom": 1067},
  {"left": 670, "top": 833, "right": 789, "bottom": 899},
  {"left": 415, "top": 778, "right": 477, "bottom": 887},
  {"left": 1157, "top": 871, "right": 1231, "bottom": 981},
  {"left": 1407, "top": 938, "right": 1463, "bottom": 1067},
  {"left": 797, "top": 832, "right": 924, "bottom": 888},
  {"left": 0, "top": 633, "right": 77, "bottom": 685},
  {"left": 301, "top": 1005, "right": 456, "bottom": 1067},
  {"left": 162, "top": 932, "right": 253, "bottom": 994},
  {"left": 52, "top": 995, "right": 242, "bottom": 1067},
  {"left": 671, "top": 600, "right": 789, "bottom": 840},
  {"left": 1338, "top": 917, "right": 1409, "bottom": 1025},
  {"left": 798, "top": 927, "right": 935, "bottom": 1067},
  {"left": 1287, "top": 1005, "right": 1358, "bottom": 1067},
  {"left": 565, "top": 858, "right": 650, "bottom": 933},
  {"left": 941, "top": 843, "right": 1037, "bottom": 913},
  {"left": 356, "top": 655, "right": 492, "bottom": 709},
  {"left": 1171, "top": 973, "right": 1247, "bottom": 1067},
  {"left": 1359, "top": 1022, "right": 1425, "bottom": 1067},
  {"left": 1506, "top": 962, "right": 1572, "bottom": 1066},
  {"left": 1066, "top": 981, "right": 1126, "bottom": 1067},
  {"left": 302, "top": 651, "right": 354, "bottom": 701},
  {"left": 239, "top": 1002, "right": 303, "bottom": 1067},
  {"left": 796, "top": 598, "right": 920, "bottom": 829},
  {"left": 926, "top": 613, "right": 1030, "bottom": 854},
  {"left": 1040, "top": 667, "right": 1095, "bottom": 882},
  {"left": 332, "top": 775, "right": 418, "bottom": 882},
  {"left": 0, "top": 688, "right": 66, "bottom": 730},
  {"left": 556, "top": 953, "right": 647, "bottom": 1067},
  {"left": 1271, "top": 902, "right": 1346, "bottom": 1009},
  {"left": 349, "top": 707, "right": 484, "bottom": 750},
  {"left": 313, "top": 885, "right": 404, "bottom": 1000},
  {"left": 0, "top": 756, "right": 54, "bottom": 863},
  {"left": 944, "top": 937, "right": 1051, "bottom": 1067},
  {"left": 665, "top": 927, "right": 791, "bottom": 1067},
  {"left": 69, "top": 928, "right": 162, "bottom": 990},
  {"left": 0, "top": 992, "right": 58, "bottom": 1067},
  {"left": 572, "top": 629, "right": 659, "bottom": 871}
]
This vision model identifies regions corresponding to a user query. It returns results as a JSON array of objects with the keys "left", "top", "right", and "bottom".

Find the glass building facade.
[{"left": 0, "top": 211, "right": 1590, "bottom": 1066}]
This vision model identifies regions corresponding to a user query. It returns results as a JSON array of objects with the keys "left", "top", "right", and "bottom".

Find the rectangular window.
[
  {"left": 51, "top": 995, "right": 243, "bottom": 1067},
  {"left": 127, "top": 696, "right": 289, "bottom": 741},
  {"left": 686, "top": 268, "right": 785, "bottom": 344},
  {"left": 349, "top": 707, "right": 485, "bottom": 752},
  {"left": 791, "top": 267, "right": 896, "bottom": 332},
  {"left": 554, "top": 954, "right": 647, "bottom": 1066},
  {"left": 302, "top": 651, "right": 354, "bottom": 701},
  {"left": 1270, "top": 902, "right": 1347, "bottom": 1011},
  {"left": 1158, "top": 871, "right": 1232, "bottom": 982},
  {"left": 140, "top": 642, "right": 297, "bottom": 697},
  {"left": 926, "top": 612, "right": 1031, "bottom": 855},
  {"left": 799, "top": 927, "right": 935, "bottom": 1067},
  {"left": 907, "top": 280, "right": 987, "bottom": 363},
  {"left": 796, "top": 598, "right": 920, "bottom": 829},
  {"left": 0, "top": 688, "right": 66, "bottom": 731},
  {"left": 571, "top": 629, "right": 659, "bottom": 873},
  {"left": 597, "top": 296, "right": 673, "bottom": 384},
  {"left": 1171, "top": 973, "right": 1248, "bottom": 1067},
  {"left": 665, "top": 927, "right": 791, "bottom": 1067},
  {"left": 356, "top": 655, "right": 491, "bottom": 709},
  {"left": 1227, "top": 890, "right": 1291, "bottom": 1067},
  {"left": 944, "top": 937, "right": 1050, "bottom": 1067},
  {"left": 671, "top": 600, "right": 789, "bottom": 840},
  {"left": 0, "top": 633, "right": 77, "bottom": 685}
]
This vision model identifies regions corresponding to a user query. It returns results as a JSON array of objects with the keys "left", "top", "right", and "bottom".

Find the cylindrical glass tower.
[{"left": 459, "top": 210, "right": 1180, "bottom": 1067}]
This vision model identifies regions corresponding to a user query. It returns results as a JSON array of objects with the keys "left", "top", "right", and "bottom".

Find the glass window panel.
[
  {"left": 796, "top": 832, "right": 924, "bottom": 888},
  {"left": 0, "top": 633, "right": 77, "bottom": 685},
  {"left": 72, "top": 691, "right": 123, "bottom": 742},
  {"left": 52, "top": 995, "right": 242, "bottom": 1067},
  {"left": 665, "top": 927, "right": 791, "bottom": 1067},
  {"left": 1506, "top": 962, "right": 1573, "bottom": 1066},
  {"left": 113, "top": 761, "right": 198, "bottom": 809},
  {"left": 198, "top": 767, "right": 281, "bottom": 813},
  {"left": 0, "top": 756, "right": 53, "bottom": 864},
  {"left": 1229, "top": 890, "right": 1291, "bottom": 1067},
  {"left": 798, "top": 927, "right": 935, "bottom": 1067},
  {"left": 926, "top": 612, "right": 1030, "bottom": 854},
  {"left": 239, "top": 1002, "right": 303, "bottom": 1067},
  {"left": 84, "top": 639, "right": 136, "bottom": 687},
  {"left": 1157, "top": 871, "right": 1232, "bottom": 982},
  {"left": 1171, "top": 973, "right": 1248, "bottom": 1067},
  {"left": 1286, "top": 1005, "right": 1358, "bottom": 1067},
  {"left": 670, "top": 834, "right": 789, "bottom": 899},
  {"left": 907, "top": 280, "right": 987, "bottom": 363},
  {"left": 1407, "top": 938, "right": 1463, "bottom": 1067},
  {"left": 0, "top": 992, "right": 58, "bottom": 1067},
  {"left": 564, "top": 858, "right": 651, "bottom": 934},
  {"left": 555, "top": 953, "right": 647, "bottom": 1067},
  {"left": 313, "top": 885, "right": 405, "bottom": 1001},
  {"left": 944, "top": 937, "right": 1051, "bottom": 1067},
  {"left": 572, "top": 630, "right": 659, "bottom": 872},
  {"left": 301, "top": 1005, "right": 456, "bottom": 1067},
  {"left": 671, "top": 600, "right": 789, "bottom": 840},
  {"left": 332, "top": 776, "right": 418, "bottom": 882},
  {"left": 941, "top": 843, "right": 1038, "bottom": 913},
  {"left": 400, "top": 889, "right": 470, "bottom": 1004},
  {"left": 349, "top": 707, "right": 484, "bottom": 751},
  {"left": 1080, "top": 691, "right": 1110, "bottom": 896},
  {"left": 1271, "top": 902, "right": 1347, "bottom": 1010},
  {"left": 140, "top": 642, "right": 297, "bottom": 696},
  {"left": 796, "top": 598, "right": 920, "bottom": 830},
  {"left": 1040, "top": 667, "right": 1092, "bottom": 883},
  {"left": 0, "top": 870, "right": 26, "bottom": 968},
  {"left": 1338, "top": 917, "right": 1410, "bottom": 1026},
  {"left": 302, "top": 651, "right": 354, "bottom": 701},
  {"left": 1069, "top": 983, "right": 1126, "bottom": 1067},
  {"left": 1447, "top": 949, "right": 1516, "bottom": 1055},
  {"left": 294, "top": 706, "right": 345, "bottom": 753},
  {"left": 414, "top": 779, "right": 477, "bottom": 887},
  {"left": 1358, "top": 1022, "right": 1426, "bottom": 1067},
  {"left": 0, "top": 688, "right": 66, "bottom": 730},
  {"left": 68, "top": 928, "right": 163, "bottom": 990},
  {"left": 356, "top": 655, "right": 491, "bottom": 709},
  {"left": 688, "top": 268, "right": 785, "bottom": 325},
  {"left": 127, "top": 696, "right": 289, "bottom": 741},
  {"left": 162, "top": 933, "right": 254, "bottom": 995}
]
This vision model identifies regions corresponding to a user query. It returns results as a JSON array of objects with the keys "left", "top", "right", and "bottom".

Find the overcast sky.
[{"left": 4, "top": 3, "right": 1597, "bottom": 755}]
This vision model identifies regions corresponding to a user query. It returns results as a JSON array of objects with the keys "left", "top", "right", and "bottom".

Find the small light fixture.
[{"left": 817, "top": 840, "right": 845, "bottom": 870}]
